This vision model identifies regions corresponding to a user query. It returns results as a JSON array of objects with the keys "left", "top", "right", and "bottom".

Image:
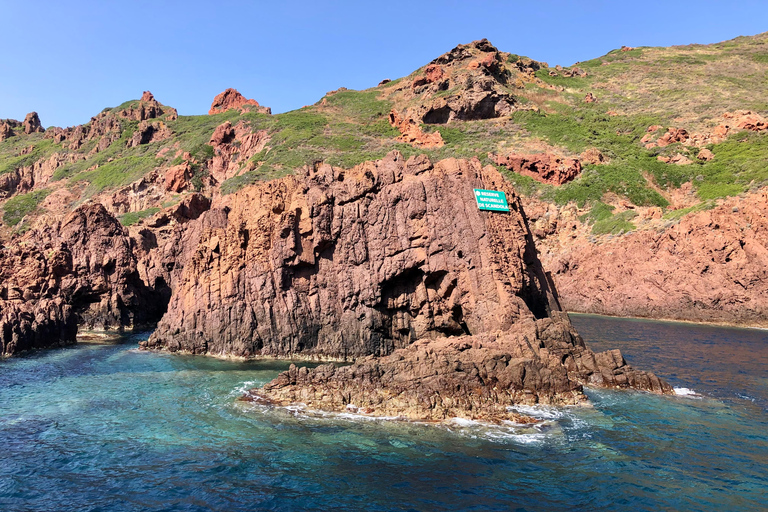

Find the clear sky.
[{"left": 2, "top": 1, "right": 767, "bottom": 128}]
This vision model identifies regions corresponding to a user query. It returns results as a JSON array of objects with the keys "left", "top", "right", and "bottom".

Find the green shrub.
[
  {"left": 119, "top": 207, "right": 160, "bottom": 226},
  {"left": 2, "top": 189, "right": 51, "bottom": 226},
  {"left": 578, "top": 201, "right": 637, "bottom": 235}
]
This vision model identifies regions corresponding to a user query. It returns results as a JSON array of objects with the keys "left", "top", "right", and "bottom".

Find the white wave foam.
[
  {"left": 673, "top": 387, "right": 701, "bottom": 398},
  {"left": 232, "top": 380, "right": 259, "bottom": 397},
  {"left": 507, "top": 404, "right": 566, "bottom": 420}
]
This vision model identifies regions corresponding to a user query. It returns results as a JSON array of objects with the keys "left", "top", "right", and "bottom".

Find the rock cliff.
[
  {"left": 137, "top": 151, "right": 670, "bottom": 420},
  {"left": 0, "top": 203, "right": 167, "bottom": 355},
  {"left": 546, "top": 190, "right": 768, "bottom": 326}
]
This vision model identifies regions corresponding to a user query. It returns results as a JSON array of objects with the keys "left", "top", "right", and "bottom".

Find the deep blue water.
[{"left": 1, "top": 315, "right": 767, "bottom": 511}]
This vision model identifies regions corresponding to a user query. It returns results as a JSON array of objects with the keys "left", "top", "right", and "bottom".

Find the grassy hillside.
[{"left": 1, "top": 32, "right": 768, "bottom": 233}]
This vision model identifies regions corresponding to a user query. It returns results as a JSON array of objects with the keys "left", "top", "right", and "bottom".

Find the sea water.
[{"left": 0, "top": 315, "right": 766, "bottom": 511}]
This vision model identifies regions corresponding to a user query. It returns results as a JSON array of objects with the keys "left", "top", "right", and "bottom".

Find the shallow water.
[{"left": 1, "top": 316, "right": 767, "bottom": 511}]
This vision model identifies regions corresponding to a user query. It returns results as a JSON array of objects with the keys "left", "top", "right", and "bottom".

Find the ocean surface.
[{"left": 1, "top": 315, "right": 766, "bottom": 511}]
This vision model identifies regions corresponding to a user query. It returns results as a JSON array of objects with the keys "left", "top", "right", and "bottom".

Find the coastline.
[{"left": 567, "top": 311, "right": 768, "bottom": 331}]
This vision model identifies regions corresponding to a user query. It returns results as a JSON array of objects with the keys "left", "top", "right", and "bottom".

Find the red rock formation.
[
  {"left": 253, "top": 314, "right": 670, "bottom": 422},
  {"left": 723, "top": 110, "right": 768, "bottom": 132},
  {"left": 0, "top": 203, "right": 168, "bottom": 355},
  {"left": 207, "top": 121, "right": 271, "bottom": 182},
  {"left": 164, "top": 163, "right": 191, "bottom": 192},
  {"left": 492, "top": 153, "right": 582, "bottom": 185},
  {"left": 388, "top": 110, "right": 444, "bottom": 148},
  {"left": 656, "top": 127, "right": 690, "bottom": 147},
  {"left": 550, "top": 189, "right": 768, "bottom": 326},
  {"left": 412, "top": 64, "right": 445, "bottom": 89},
  {"left": 390, "top": 39, "right": 519, "bottom": 125},
  {"left": 141, "top": 91, "right": 155, "bottom": 102},
  {"left": 584, "top": 92, "right": 597, "bottom": 103},
  {"left": 23, "top": 112, "right": 43, "bottom": 134},
  {"left": 127, "top": 120, "right": 172, "bottom": 147},
  {"left": 697, "top": 148, "right": 715, "bottom": 161},
  {"left": 0, "top": 122, "right": 14, "bottom": 141},
  {"left": 208, "top": 88, "right": 271, "bottom": 115},
  {"left": 141, "top": 152, "right": 669, "bottom": 420}
]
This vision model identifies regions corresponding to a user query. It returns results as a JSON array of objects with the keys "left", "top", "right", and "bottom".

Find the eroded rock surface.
[
  {"left": 492, "top": 153, "right": 582, "bottom": 185},
  {"left": 136, "top": 151, "right": 669, "bottom": 420},
  {"left": 548, "top": 190, "right": 768, "bottom": 326},
  {"left": 254, "top": 312, "right": 670, "bottom": 422},
  {"left": 0, "top": 203, "right": 167, "bottom": 355}
]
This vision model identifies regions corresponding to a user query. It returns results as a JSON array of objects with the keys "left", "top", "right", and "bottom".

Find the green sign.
[{"left": 473, "top": 189, "right": 510, "bottom": 212}]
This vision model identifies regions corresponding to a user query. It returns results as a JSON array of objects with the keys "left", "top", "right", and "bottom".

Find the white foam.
[
  {"left": 232, "top": 380, "right": 259, "bottom": 396},
  {"left": 507, "top": 404, "right": 565, "bottom": 420},
  {"left": 449, "top": 417, "right": 484, "bottom": 427},
  {"left": 673, "top": 387, "right": 700, "bottom": 398}
]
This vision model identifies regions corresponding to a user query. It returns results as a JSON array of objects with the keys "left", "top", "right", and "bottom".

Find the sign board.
[{"left": 473, "top": 189, "right": 510, "bottom": 212}]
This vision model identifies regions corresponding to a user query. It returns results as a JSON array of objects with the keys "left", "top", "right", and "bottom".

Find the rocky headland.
[
  {"left": 7, "top": 33, "right": 768, "bottom": 418},
  {"left": 136, "top": 150, "right": 671, "bottom": 420}
]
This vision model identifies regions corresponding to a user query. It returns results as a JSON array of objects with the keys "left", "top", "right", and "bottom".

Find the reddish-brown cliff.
[{"left": 140, "top": 151, "right": 670, "bottom": 420}]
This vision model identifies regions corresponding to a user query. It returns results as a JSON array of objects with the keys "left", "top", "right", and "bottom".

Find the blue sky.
[{"left": 2, "top": 1, "right": 767, "bottom": 128}]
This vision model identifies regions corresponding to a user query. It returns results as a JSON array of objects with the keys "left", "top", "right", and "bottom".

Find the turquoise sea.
[{"left": 1, "top": 315, "right": 766, "bottom": 511}]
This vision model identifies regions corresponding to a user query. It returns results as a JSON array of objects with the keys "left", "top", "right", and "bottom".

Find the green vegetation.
[
  {"left": 661, "top": 201, "right": 716, "bottom": 221},
  {"left": 72, "top": 154, "right": 161, "bottom": 195},
  {"left": 579, "top": 201, "right": 637, "bottom": 235},
  {"left": 0, "top": 139, "right": 57, "bottom": 175},
  {"left": 511, "top": 108, "right": 669, "bottom": 207},
  {"left": 2, "top": 189, "right": 51, "bottom": 226},
  {"left": 118, "top": 207, "right": 160, "bottom": 226},
  {"left": 2, "top": 31, "right": 768, "bottom": 221}
]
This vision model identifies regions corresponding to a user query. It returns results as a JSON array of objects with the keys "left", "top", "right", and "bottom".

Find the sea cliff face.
[
  {"left": 0, "top": 204, "right": 165, "bottom": 355},
  {"left": 524, "top": 189, "right": 768, "bottom": 327},
  {"left": 145, "top": 152, "right": 560, "bottom": 359},
  {"left": 133, "top": 151, "right": 670, "bottom": 420}
]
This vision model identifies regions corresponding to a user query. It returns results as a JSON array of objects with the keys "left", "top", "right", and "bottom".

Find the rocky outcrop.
[
  {"left": 383, "top": 39, "right": 523, "bottom": 126},
  {"left": 388, "top": 110, "right": 444, "bottom": 148},
  {"left": 164, "top": 163, "right": 191, "bottom": 193},
  {"left": 209, "top": 88, "right": 271, "bottom": 115},
  {"left": 548, "top": 189, "right": 768, "bottom": 326},
  {"left": 23, "top": 112, "right": 44, "bottom": 134},
  {"left": 127, "top": 120, "right": 172, "bottom": 147},
  {"left": 0, "top": 299, "right": 78, "bottom": 356},
  {"left": 118, "top": 94, "right": 178, "bottom": 123},
  {"left": 139, "top": 151, "right": 669, "bottom": 420},
  {"left": 0, "top": 203, "right": 168, "bottom": 355},
  {"left": 492, "top": 153, "right": 582, "bottom": 185},
  {"left": 252, "top": 312, "right": 670, "bottom": 422},
  {"left": 1, "top": 121, "right": 15, "bottom": 141},
  {"left": 207, "top": 121, "right": 271, "bottom": 183}
]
